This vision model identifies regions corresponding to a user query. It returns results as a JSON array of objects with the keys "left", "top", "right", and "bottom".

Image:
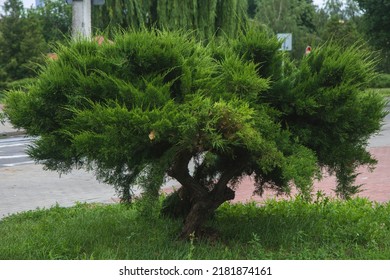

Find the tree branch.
[
  {"left": 211, "top": 161, "right": 244, "bottom": 202},
  {"left": 168, "top": 150, "right": 209, "bottom": 199}
]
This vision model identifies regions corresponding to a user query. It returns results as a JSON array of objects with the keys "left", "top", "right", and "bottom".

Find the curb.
[{"left": 0, "top": 131, "right": 26, "bottom": 138}]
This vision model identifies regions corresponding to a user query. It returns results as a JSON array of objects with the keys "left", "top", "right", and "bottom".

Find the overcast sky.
[{"left": 23, "top": 0, "right": 36, "bottom": 8}]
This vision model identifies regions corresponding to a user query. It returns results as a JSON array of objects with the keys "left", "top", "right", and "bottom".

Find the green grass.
[{"left": 1, "top": 196, "right": 390, "bottom": 260}]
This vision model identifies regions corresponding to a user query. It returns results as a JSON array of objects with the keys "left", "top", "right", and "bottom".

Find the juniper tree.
[{"left": 4, "top": 29, "right": 386, "bottom": 238}]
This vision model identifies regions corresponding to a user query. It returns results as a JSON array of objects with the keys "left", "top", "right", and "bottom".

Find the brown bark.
[
  {"left": 167, "top": 149, "right": 241, "bottom": 239},
  {"left": 178, "top": 186, "right": 235, "bottom": 239}
]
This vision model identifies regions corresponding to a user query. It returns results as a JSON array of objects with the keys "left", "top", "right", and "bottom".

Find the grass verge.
[{"left": 1, "top": 196, "right": 390, "bottom": 260}]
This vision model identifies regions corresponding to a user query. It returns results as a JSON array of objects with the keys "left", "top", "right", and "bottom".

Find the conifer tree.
[{"left": 4, "top": 28, "right": 386, "bottom": 238}]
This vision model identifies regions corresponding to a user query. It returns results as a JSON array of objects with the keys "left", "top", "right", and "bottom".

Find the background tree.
[
  {"left": 316, "top": 0, "right": 364, "bottom": 47},
  {"left": 93, "top": 0, "right": 247, "bottom": 40},
  {"left": 253, "top": 0, "right": 319, "bottom": 59},
  {"left": 323, "top": 0, "right": 360, "bottom": 20},
  {"left": 323, "top": 0, "right": 343, "bottom": 17},
  {"left": 354, "top": 0, "right": 390, "bottom": 72},
  {"left": 4, "top": 28, "right": 385, "bottom": 238},
  {"left": 28, "top": 0, "right": 71, "bottom": 44},
  {"left": 92, "top": 0, "right": 146, "bottom": 31},
  {"left": 0, "top": 0, "right": 47, "bottom": 89}
]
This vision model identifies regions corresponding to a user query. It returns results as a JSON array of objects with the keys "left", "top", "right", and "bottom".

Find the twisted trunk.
[
  {"left": 165, "top": 150, "right": 240, "bottom": 239},
  {"left": 178, "top": 185, "right": 235, "bottom": 239}
]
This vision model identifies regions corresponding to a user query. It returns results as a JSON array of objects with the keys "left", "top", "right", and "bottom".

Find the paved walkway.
[
  {"left": 0, "top": 165, "right": 119, "bottom": 219},
  {"left": 234, "top": 146, "right": 390, "bottom": 204}
]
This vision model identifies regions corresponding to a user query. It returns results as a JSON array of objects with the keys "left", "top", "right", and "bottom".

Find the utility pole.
[
  {"left": 71, "top": 0, "right": 92, "bottom": 39},
  {"left": 66, "top": 0, "right": 104, "bottom": 39}
]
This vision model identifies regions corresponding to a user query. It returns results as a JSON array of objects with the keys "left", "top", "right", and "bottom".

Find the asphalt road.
[{"left": 0, "top": 136, "right": 34, "bottom": 167}]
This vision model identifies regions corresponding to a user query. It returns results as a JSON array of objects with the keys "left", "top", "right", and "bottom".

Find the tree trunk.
[
  {"left": 161, "top": 183, "right": 236, "bottom": 239},
  {"left": 166, "top": 149, "right": 239, "bottom": 239},
  {"left": 161, "top": 186, "right": 193, "bottom": 219},
  {"left": 179, "top": 199, "right": 212, "bottom": 239},
  {"left": 178, "top": 185, "right": 235, "bottom": 239}
]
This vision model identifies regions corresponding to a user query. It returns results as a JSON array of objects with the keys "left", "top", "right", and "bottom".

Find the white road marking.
[
  {"left": 0, "top": 154, "right": 29, "bottom": 159},
  {"left": 0, "top": 143, "right": 29, "bottom": 148},
  {"left": 1, "top": 161, "right": 35, "bottom": 167}
]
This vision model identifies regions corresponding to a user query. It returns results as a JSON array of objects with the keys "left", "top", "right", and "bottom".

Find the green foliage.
[
  {"left": 93, "top": 0, "right": 247, "bottom": 41},
  {"left": 93, "top": 0, "right": 146, "bottom": 30},
  {"left": 258, "top": 43, "right": 386, "bottom": 198},
  {"left": 4, "top": 29, "right": 386, "bottom": 232},
  {"left": 368, "top": 88, "right": 390, "bottom": 98},
  {"left": 354, "top": 0, "right": 390, "bottom": 72},
  {"left": 0, "top": 0, "right": 47, "bottom": 88},
  {"left": 0, "top": 77, "right": 35, "bottom": 102},
  {"left": 224, "top": 28, "right": 386, "bottom": 198},
  {"left": 4, "top": 77, "right": 35, "bottom": 90},
  {"left": 253, "top": 0, "right": 319, "bottom": 60},
  {"left": 369, "top": 73, "right": 390, "bottom": 89},
  {"left": 321, "top": 17, "right": 364, "bottom": 47},
  {"left": 296, "top": 44, "right": 382, "bottom": 149},
  {"left": 4, "top": 29, "right": 315, "bottom": 199},
  {"left": 1, "top": 198, "right": 390, "bottom": 259},
  {"left": 28, "top": 0, "right": 71, "bottom": 44}
]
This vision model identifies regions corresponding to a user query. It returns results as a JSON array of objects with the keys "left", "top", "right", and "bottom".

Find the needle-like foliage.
[{"left": 4, "top": 28, "right": 386, "bottom": 238}]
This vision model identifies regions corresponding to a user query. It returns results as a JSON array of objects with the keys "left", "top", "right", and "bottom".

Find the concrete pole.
[{"left": 72, "top": 0, "right": 92, "bottom": 39}]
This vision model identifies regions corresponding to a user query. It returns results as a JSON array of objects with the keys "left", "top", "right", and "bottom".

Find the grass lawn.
[{"left": 1, "top": 196, "right": 390, "bottom": 260}]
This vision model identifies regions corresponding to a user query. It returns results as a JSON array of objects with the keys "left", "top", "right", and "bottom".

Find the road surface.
[{"left": 0, "top": 136, "right": 34, "bottom": 167}]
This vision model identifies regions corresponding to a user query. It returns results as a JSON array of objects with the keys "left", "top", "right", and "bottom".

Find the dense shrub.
[
  {"left": 369, "top": 73, "right": 390, "bottom": 88},
  {"left": 4, "top": 29, "right": 386, "bottom": 238}
]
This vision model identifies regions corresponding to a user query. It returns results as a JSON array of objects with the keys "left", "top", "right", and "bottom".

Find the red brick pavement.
[
  {"left": 232, "top": 146, "right": 390, "bottom": 204},
  {"left": 163, "top": 147, "right": 390, "bottom": 204}
]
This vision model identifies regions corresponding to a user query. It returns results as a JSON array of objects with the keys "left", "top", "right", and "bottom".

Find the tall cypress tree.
[
  {"left": 93, "top": 0, "right": 247, "bottom": 40},
  {"left": 93, "top": 0, "right": 146, "bottom": 30}
]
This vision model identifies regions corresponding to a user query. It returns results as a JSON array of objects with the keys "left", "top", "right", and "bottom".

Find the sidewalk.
[
  {"left": 233, "top": 146, "right": 390, "bottom": 204},
  {"left": 0, "top": 164, "right": 118, "bottom": 219}
]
